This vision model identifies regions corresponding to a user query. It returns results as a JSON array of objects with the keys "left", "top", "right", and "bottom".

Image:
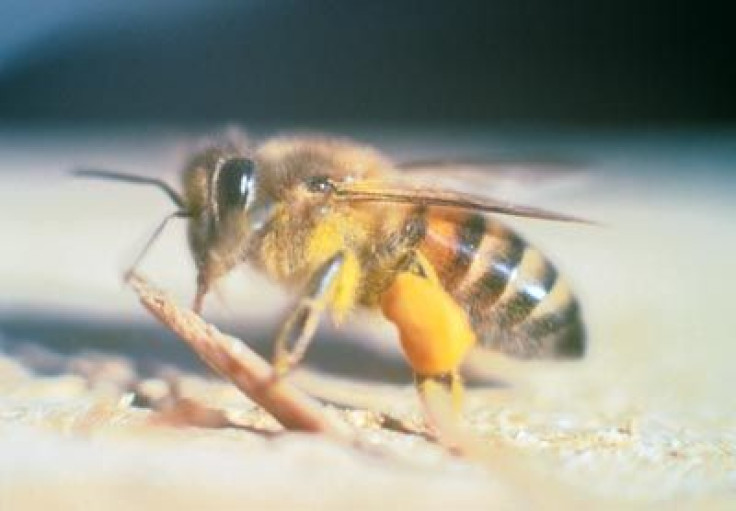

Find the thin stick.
[{"left": 128, "top": 274, "right": 351, "bottom": 440}]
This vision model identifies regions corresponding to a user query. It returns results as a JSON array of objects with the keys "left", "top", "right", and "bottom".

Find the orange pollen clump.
[{"left": 380, "top": 272, "right": 476, "bottom": 376}]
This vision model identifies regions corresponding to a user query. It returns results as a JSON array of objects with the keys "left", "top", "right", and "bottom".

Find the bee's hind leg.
[
  {"left": 272, "top": 252, "right": 350, "bottom": 377},
  {"left": 415, "top": 371, "right": 465, "bottom": 420},
  {"left": 380, "top": 261, "right": 476, "bottom": 427}
]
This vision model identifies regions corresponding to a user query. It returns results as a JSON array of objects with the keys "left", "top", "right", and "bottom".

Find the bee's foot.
[{"left": 271, "top": 356, "right": 294, "bottom": 380}]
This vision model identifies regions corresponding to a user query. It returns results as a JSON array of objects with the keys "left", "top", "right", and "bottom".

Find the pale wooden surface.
[{"left": 1, "top": 126, "right": 735, "bottom": 509}]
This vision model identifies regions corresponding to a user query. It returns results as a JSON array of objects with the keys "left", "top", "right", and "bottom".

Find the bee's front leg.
[{"left": 272, "top": 251, "right": 351, "bottom": 377}]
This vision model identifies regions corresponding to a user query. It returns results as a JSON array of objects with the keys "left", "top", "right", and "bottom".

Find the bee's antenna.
[
  {"left": 72, "top": 168, "right": 191, "bottom": 279},
  {"left": 73, "top": 168, "right": 187, "bottom": 210},
  {"left": 123, "top": 210, "right": 191, "bottom": 282}
]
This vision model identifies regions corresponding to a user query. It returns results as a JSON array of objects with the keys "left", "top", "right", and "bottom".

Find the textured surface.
[{"left": 1, "top": 126, "right": 735, "bottom": 509}]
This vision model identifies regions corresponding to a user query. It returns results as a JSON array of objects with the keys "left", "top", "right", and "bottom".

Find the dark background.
[{"left": 0, "top": 0, "right": 732, "bottom": 125}]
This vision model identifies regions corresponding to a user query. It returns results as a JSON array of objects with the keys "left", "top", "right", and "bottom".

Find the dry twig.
[{"left": 128, "top": 274, "right": 351, "bottom": 441}]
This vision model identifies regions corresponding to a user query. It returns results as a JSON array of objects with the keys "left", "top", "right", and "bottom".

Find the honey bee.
[{"left": 76, "top": 132, "right": 587, "bottom": 409}]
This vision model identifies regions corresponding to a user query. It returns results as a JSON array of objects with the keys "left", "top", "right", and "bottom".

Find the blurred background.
[{"left": 0, "top": 0, "right": 733, "bottom": 125}]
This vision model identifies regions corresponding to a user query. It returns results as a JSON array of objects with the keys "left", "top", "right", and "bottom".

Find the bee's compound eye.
[{"left": 216, "top": 158, "right": 255, "bottom": 212}]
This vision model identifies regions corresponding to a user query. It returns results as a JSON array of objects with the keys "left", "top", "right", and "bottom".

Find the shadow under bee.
[
  {"left": 0, "top": 312, "right": 410, "bottom": 384},
  {"left": 0, "top": 312, "right": 505, "bottom": 388}
]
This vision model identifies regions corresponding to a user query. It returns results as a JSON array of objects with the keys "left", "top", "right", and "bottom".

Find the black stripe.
[
  {"left": 522, "top": 297, "right": 586, "bottom": 358},
  {"left": 471, "top": 230, "right": 525, "bottom": 307},
  {"left": 497, "top": 258, "right": 558, "bottom": 327},
  {"left": 457, "top": 214, "right": 486, "bottom": 262},
  {"left": 449, "top": 214, "right": 486, "bottom": 285},
  {"left": 524, "top": 298, "right": 578, "bottom": 338}
]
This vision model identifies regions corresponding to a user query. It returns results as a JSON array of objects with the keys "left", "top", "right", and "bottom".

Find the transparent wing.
[
  {"left": 334, "top": 180, "right": 594, "bottom": 224},
  {"left": 395, "top": 157, "right": 591, "bottom": 205}
]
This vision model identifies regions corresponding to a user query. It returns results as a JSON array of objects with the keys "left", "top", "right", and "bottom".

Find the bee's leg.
[
  {"left": 380, "top": 254, "right": 475, "bottom": 424},
  {"left": 415, "top": 371, "right": 465, "bottom": 419},
  {"left": 193, "top": 278, "right": 207, "bottom": 314},
  {"left": 272, "top": 252, "right": 347, "bottom": 377}
]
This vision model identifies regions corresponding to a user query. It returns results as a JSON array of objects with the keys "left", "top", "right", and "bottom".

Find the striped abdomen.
[{"left": 417, "top": 210, "right": 585, "bottom": 359}]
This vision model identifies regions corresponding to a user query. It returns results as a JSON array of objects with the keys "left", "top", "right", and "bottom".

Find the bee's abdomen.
[{"left": 419, "top": 212, "right": 585, "bottom": 359}]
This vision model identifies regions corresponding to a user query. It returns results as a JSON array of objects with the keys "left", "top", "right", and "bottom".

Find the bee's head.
[
  {"left": 183, "top": 148, "right": 271, "bottom": 310},
  {"left": 73, "top": 135, "right": 273, "bottom": 312}
]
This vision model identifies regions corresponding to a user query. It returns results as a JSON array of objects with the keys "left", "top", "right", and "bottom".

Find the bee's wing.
[
  {"left": 394, "top": 158, "right": 590, "bottom": 205},
  {"left": 334, "top": 180, "right": 594, "bottom": 224},
  {"left": 396, "top": 157, "right": 581, "bottom": 173}
]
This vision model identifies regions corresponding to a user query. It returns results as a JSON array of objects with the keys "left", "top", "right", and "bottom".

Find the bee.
[{"left": 76, "top": 132, "right": 587, "bottom": 410}]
